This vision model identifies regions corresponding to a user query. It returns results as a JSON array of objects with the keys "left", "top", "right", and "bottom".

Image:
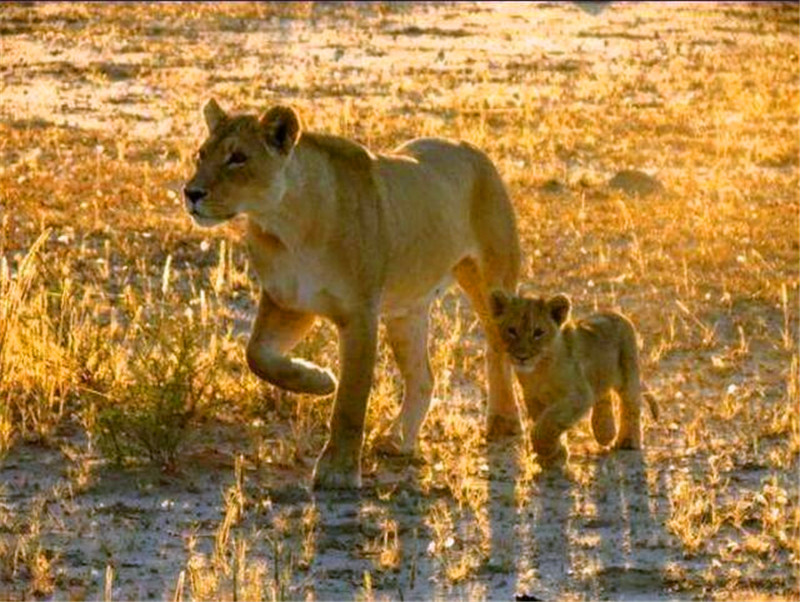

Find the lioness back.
[{"left": 375, "top": 137, "right": 520, "bottom": 315}]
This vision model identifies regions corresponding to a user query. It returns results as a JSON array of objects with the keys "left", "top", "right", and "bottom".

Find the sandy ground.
[
  {"left": 2, "top": 424, "right": 699, "bottom": 601},
  {"left": 1, "top": 2, "right": 798, "bottom": 600}
]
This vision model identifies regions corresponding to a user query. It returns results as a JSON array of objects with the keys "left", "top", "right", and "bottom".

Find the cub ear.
[
  {"left": 203, "top": 98, "right": 226, "bottom": 133},
  {"left": 260, "top": 105, "right": 301, "bottom": 155},
  {"left": 489, "top": 290, "right": 509, "bottom": 318},
  {"left": 547, "top": 294, "right": 571, "bottom": 326}
]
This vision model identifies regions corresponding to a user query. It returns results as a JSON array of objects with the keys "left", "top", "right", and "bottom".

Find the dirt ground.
[{"left": 0, "top": 2, "right": 798, "bottom": 601}]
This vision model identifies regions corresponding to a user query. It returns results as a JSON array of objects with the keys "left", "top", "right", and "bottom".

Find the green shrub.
[{"left": 93, "top": 313, "right": 221, "bottom": 470}]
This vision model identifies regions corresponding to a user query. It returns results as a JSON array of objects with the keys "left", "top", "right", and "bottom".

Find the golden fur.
[
  {"left": 490, "top": 290, "right": 655, "bottom": 468},
  {"left": 185, "top": 100, "right": 521, "bottom": 488}
]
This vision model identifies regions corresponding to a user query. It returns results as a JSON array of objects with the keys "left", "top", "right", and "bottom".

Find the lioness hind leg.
[
  {"left": 453, "top": 257, "right": 520, "bottom": 438},
  {"left": 246, "top": 291, "right": 337, "bottom": 396},
  {"left": 590, "top": 393, "right": 617, "bottom": 447},
  {"left": 377, "top": 306, "right": 434, "bottom": 456}
]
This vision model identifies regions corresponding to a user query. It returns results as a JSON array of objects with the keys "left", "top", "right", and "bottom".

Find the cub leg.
[
  {"left": 532, "top": 387, "right": 594, "bottom": 468},
  {"left": 516, "top": 371, "right": 549, "bottom": 422},
  {"left": 615, "top": 326, "right": 644, "bottom": 450},
  {"left": 615, "top": 380, "right": 643, "bottom": 450},
  {"left": 246, "top": 291, "right": 336, "bottom": 395},
  {"left": 378, "top": 306, "right": 434, "bottom": 455},
  {"left": 590, "top": 392, "right": 617, "bottom": 447},
  {"left": 313, "top": 312, "right": 379, "bottom": 489},
  {"left": 453, "top": 257, "right": 520, "bottom": 438}
]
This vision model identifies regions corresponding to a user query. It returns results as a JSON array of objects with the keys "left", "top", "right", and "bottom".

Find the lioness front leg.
[
  {"left": 246, "top": 291, "right": 337, "bottom": 395},
  {"left": 453, "top": 258, "right": 520, "bottom": 438},
  {"left": 313, "top": 313, "right": 379, "bottom": 489}
]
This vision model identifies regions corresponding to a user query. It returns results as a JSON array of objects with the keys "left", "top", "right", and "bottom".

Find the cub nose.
[{"left": 184, "top": 187, "right": 208, "bottom": 204}]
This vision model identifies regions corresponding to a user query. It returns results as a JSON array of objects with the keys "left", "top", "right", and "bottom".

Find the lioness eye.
[
  {"left": 533, "top": 328, "right": 545, "bottom": 339},
  {"left": 227, "top": 151, "right": 247, "bottom": 166},
  {"left": 507, "top": 327, "right": 518, "bottom": 339}
]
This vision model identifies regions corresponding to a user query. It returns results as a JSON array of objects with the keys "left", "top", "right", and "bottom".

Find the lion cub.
[{"left": 490, "top": 291, "right": 656, "bottom": 468}]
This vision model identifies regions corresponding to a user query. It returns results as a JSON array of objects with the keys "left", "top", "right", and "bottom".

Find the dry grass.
[{"left": 0, "top": 1, "right": 798, "bottom": 600}]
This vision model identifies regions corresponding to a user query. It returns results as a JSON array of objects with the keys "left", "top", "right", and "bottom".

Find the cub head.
[
  {"left": 489, "top": 291, "right": 571, "bottom": 372},
  {"left": 183, "top": 99, "right": 301, "bottom": 227}
]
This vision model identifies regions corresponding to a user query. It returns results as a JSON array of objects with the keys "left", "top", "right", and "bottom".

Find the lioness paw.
[
  {"left": 312, "top": 445, "right": 361, "bottom": 490},
  {"left": 301, "top": 364, "right": 338, "bottom": 396},
  {"left": 487, "top": 413, "right": 521, "bottom": 439},
  {"left": 373, "top": 432, "right": 416, "bottom": 457},
  {"left": 614, "top": 436, "right": 642, "bottom": 451}
]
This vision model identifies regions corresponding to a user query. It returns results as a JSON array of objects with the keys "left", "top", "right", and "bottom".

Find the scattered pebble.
[
  {"left": 608, "top": 169, "right": 664, "bottom": 196},
  {"left": 539, "top": 179, "right": 567, "bottom": 195}
]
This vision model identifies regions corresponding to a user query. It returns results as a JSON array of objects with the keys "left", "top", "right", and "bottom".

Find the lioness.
[
  {"left": 490, "top": 291, "right": 655, "bottom": 468},
  {"left": 184, "top": 100, "right": 521, "bottom": 488}
]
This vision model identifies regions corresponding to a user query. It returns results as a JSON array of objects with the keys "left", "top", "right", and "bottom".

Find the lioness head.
[
  {"left": 183, "top": 99, "right": 301, "bottom": 227},
  {"left": 489, "top": 291, "right": 571, "bottom": 372}
]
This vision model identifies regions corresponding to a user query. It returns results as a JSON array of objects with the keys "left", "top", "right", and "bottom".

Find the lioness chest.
[
  {"left": 249, "top": 237, "right": 460, "bottom": 321},
  {"left": 247, "top": 229, "right": 349, "bottom": 317}
]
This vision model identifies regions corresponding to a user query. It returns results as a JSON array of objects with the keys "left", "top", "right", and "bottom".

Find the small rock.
[
  {"left": 516, "top": 594, "right": 543, "bottom": 601},
  {"left": 539, "top": 178, "right": 567, "bottom": 195},
  {"left": 608, "top": 169, "right": 664, "bottom": 197},
  {"left": 95, "top": 62, "right": 139, "bottom": 81}
]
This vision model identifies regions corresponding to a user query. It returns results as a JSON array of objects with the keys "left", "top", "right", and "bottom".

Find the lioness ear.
[
  {"left": 490, "top": 290, "right": 509, "bottom": 318},
  {"left": 260, "top": 106, "right": 301, "bottom": 155},
  {"left": 203, "top": 98, "right": 226, "bottom": 133},
  {"left": 548, "top": 294, "right": 571, "bottom": 326}
]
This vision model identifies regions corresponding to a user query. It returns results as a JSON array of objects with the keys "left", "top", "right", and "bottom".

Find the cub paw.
[
  {"left": 487, "top": 413, "right": 521, "bottom": 439},
  {"left": 590, "top": 404, "right": 616, "bottom": 447},
  {"left": 537, "top": 444, "right": 568, "bottom": 470},
  {"left": 533, "top": 435, "right": 569, "bottom": 469}
]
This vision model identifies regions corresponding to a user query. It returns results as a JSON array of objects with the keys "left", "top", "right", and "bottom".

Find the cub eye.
[
  {"left": 506, "top": 327, "right": 518, "bottom": 340},
  {"left": 227, "top": 151, "right": 247, "bottom": 166},
  {"left": 533, "top": 328, "right": 545, "bottom": 339}
]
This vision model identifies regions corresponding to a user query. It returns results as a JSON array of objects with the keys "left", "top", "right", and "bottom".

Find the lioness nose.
[{"left": 184, "top": 187, "right": 208, "bottom": 204}]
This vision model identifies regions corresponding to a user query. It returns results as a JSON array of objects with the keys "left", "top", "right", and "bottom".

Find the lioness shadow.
[
  {"left": 485, "top": 438, "right": 524, "bottom": 599},
  {"left": 308, "top": 459, "right": 438, "bottom": 601}
]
